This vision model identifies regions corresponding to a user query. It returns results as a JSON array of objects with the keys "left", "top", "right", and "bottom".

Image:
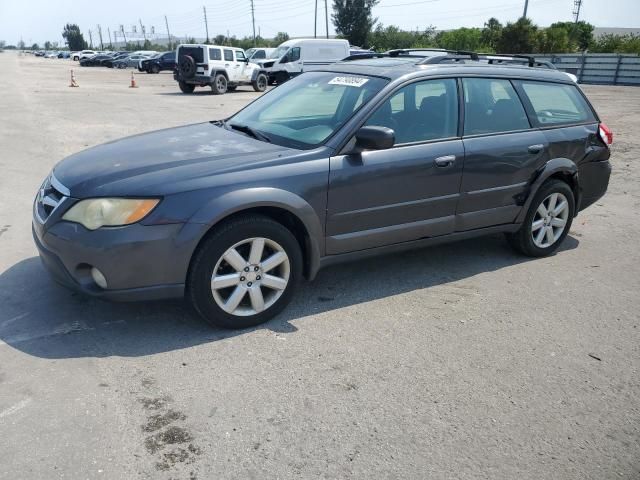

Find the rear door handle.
[
  {"left": 434, "top": 155, "right": 456, "bottom": 167},
  {"left": 528, "top": 144, "right": 544, "bottom": 154}
]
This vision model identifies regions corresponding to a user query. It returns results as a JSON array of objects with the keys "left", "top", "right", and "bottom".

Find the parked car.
[
  {"left": 257, "top": 38, "right": 350, "bottom": 84},
  {"left": 102, "top": 52, "right": 130, "bottom": 68},
  {"left": 58, "top": 51, "right": 70, "bottom": 59},
  {"left": 73, "top": 50, "right": 96, "bottom": 61},
  {"left": 139, "top": 51, "right": 176, "bottom": 73},
  {"left": 79, "top": 54, "right": 113, "bottom": 67},
  {"left": 113, "top": 54, "right": 150, "bottom": 69},
  {"left": 32, "top": 52, "right": 612, "bottom": 329},
  {"left": 245, "top": 47, "right": 275, "bottom": 61},
  {"left": 45, "top": 51, "right": 59, "bottom": 58},
  {"left": 174, "top": 44, "right": 268, "bottom": 94}
]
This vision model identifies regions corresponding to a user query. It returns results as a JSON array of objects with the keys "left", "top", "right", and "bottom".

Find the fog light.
[{"left": 90, "top": 267, "right": 108, "bottom": 289}]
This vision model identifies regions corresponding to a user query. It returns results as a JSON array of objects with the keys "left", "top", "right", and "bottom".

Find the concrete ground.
[{"left": 0, "top": 51, "right": 638, "bottom": 480}]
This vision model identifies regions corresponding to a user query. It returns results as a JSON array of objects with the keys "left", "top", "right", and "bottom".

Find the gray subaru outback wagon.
[{"left": 33, "top": 52, "right": 612, "bottom": 329}]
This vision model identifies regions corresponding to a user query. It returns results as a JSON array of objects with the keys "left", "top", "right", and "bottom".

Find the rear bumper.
[
  {"left": 578, "top": 159, "right": 612, "bottom": 211},
  {"left": 32, "top": 221, "right": 187, "bottom": 302}
]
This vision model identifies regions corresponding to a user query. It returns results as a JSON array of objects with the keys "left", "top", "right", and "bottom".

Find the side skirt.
[{"left": 310, "top": 223, "right": 521, "bottom": 279}]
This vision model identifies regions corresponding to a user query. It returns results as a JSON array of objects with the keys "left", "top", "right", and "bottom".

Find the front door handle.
[
  {"left": 434, "top": 155, "right": 456, "bottom": 167},
  {"left": 528, "top": 144, "right": 544, "bottom": 154}
]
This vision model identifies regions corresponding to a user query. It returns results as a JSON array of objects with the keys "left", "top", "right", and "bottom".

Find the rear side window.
[
  {"left": 517, "top": 81, "right": 595, "bottom": 126},
  {"left": 463, "top": 78, "right": 530, "bottom": 135},
  {"left": 178, "top": 47, "right": 204, "bottom": 63},
  {"left": 224, "top": 49, "right": 234, "bottom": 62},
  {"left": 209, "top": 48, "right": 221, "bottom": 61}
]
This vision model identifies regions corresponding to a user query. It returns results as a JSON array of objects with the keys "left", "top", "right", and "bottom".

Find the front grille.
[{"left": 35, "top": 174, "right": 69, "bottom": 223}]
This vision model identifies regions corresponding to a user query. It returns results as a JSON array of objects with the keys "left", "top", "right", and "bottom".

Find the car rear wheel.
[
  {"left": 252, "top": 73, "right": 268, "bottom": 92},
  {"left": 151, "top": 64, "right": 160, "bottom": 74},
  {"left": 507, "top": 179, "right": 575, "bottom": 257},
  {"left": 187, "top": 215, "right": 302, "bottom": 329},
  {"left": 211, "top": 74, "right": 228, "bottom": 95},
  {"left": 178, "top": 81, "right": 195, "bottom": 94}
]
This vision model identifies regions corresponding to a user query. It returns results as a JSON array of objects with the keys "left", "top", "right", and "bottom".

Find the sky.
[{"left": 0, "top": 0, "right": 638, "bottom": 46}]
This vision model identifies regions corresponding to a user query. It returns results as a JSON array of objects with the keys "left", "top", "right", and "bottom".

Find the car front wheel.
[
  {"left": 252, "top": 73, "right": 268, "bottom": 92},
  {"left": 507, "top": 179, "right": 575, "bottom": 257},
  {"left": 187, "top": 215, "right": 302, "bottom": 329}
]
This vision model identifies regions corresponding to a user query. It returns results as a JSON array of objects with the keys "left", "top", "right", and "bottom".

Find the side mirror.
[{"left": 353, "top": 126, "right": 395, "bottom": 152}]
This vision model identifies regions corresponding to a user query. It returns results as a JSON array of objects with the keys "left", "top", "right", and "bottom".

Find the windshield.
[
  {"left": 268, "top": 46, "right": 288, "bottom": 59},
  {"left": 228, "top": 72, "right": 388, "bottom": 149}
]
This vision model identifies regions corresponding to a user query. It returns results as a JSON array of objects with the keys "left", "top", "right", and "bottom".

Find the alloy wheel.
[
  {"left": 211, "top": 237, "right": 290, "bottom": 316},
  {"left": 531, "top": 192, "right": 569, "bottom": 248}
]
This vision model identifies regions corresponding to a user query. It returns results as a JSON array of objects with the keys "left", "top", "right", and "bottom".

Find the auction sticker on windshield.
[{"left": 328, "top": 76, "right": 369, "bottom": 87}]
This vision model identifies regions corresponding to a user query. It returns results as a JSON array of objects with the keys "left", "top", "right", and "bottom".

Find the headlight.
[{"left": 62, "top": 198, "right": 160, "bottom": 230}]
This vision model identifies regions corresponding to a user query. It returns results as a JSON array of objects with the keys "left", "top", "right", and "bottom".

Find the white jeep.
[{"left": 174, "top": 44, "right": 268, "bottom": 95}]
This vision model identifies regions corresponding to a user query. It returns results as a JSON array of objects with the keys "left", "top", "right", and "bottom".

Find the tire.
[
  {"left": 252, "top": 73, "right": 268, "bottom": 92},
  {"left": 151, "top": 64, "right": 160, "bottom": 74},
  {"left": 275, "top": 71, "right": 289, "bottom": 85},
  {"left": 178, "top": 81, "right": 195, "bottom": 94},
  {"left": 507, "top": 179, "right": 575, "bottom": 257},
  {"left": 211, "top": 74, "right": 228, "bottom": 95},
  {"left": 187, "top": 215, "right": 303, "bottom": 329},
  {"left": 226, "top": 85, "right": 237, "bottom": 91},
  {"left": 179, "top": 55, "right": 196, "bottom": 79}
]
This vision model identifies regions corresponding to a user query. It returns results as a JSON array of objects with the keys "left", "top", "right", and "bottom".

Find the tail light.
[{"left": 598, "top": 122, "right": 613, "bottom": 146}]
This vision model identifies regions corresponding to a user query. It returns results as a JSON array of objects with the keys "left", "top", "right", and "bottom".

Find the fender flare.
[
  {"left": 188, "top": 188, "right": 324, "bottom": 279},
  {"left": 251, "top": 69, "right": 268, "bottom": 82},
  {"left": 211, "top": 69, "right": 229, "bottom": 81},
  {"left": 516, "top": 157, "right": 578, "bottom": 223}
]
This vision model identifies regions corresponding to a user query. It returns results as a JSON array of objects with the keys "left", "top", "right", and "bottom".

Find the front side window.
[
  {"left": 230, "top": 72, "right": 388, "bottom": 148},
  {"left": 235, "top": 50, "right": 246, "bottom": 61},
  {"left": 289, "top": 47, "right": 301, "bottom": 62},
  {"left": 517, "top": 81, "right": 595, "bottom": 126},
  {"left": 463, "top": 78, "right": 530, "bottom": 135},
  {"left": 365, "top": 79, "right": 458, "bottom": 144},
  {"left": 224, "top": 49, "right": 234, "bottom": 62}
]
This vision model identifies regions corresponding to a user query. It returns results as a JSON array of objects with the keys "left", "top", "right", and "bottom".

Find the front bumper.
[{"left": 32, "top": 219, "right": 188, "bottom": 302}]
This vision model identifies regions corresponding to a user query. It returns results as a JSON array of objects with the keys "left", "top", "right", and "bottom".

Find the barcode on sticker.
[{"left": 328, "top": 76, "right": 369, "bottom": 87}]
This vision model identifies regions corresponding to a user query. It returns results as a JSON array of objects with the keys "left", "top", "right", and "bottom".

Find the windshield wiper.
[{"left": 227, "top": 123, "right": 272, "bottom": 143}]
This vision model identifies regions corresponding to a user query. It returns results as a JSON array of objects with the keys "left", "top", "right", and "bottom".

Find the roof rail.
[
  {"left": 476, "top": 53, "right": 555, "bottom": 69},
  {"left": 341, "top": 52, "right": 389, "bottom": 61}
]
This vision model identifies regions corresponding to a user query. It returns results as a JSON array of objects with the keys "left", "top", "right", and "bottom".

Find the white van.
[
  {"left": 245, "top": 47, "right": 275, "bottom": 61},
  {"left": 258, "top": 38, "right": 349, "bottom": 84}
]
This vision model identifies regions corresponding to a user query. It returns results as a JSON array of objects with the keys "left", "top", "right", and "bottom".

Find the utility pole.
[
  {"left": 522, "top": 0, "right": 529, "bottom": 18},
  {"left": 314, "top": 0, "right": 318, "bottom": 38},
  {"left": 120, "top": 25, "right": 127, "bottom": 48},
  {"left": 88, "top": 29, "right": 93, "bottom": 48},
  {"left": 573, "top": 0, "right": 583, "bottom": 22},
  {"left": 324, "top": 0, "right": 329, "bottom": 38},
  {"left": 165, "top": 15, "right": 172, "bottom": 50},
  {"left": 250, "top": 0, "right": 256, "bottom": 46},
  {"left": 107, "top": 27, "right": 112, "bottom": 48},
  {"left": 139, "top": 19, "right": 147, "bottom": 42},
  {"left": 203, "top": 6, "right": 210, "bottom": 43},
  {"left": 97, "top": 25, "right": 104, "bottom": 50}
]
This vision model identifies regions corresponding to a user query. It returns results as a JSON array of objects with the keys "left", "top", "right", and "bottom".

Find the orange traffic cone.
[
  {"left": 129, "top": 71, "right": 138, "bottom": 88},
  {"left": 69, "top": 69, "right": 79, "bottom": 87}
]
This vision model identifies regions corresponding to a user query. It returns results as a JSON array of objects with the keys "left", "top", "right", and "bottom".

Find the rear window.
[
  {"left": 517, "top": 81, "right": 595, "bottom": 126},
  {"left": 178, "top": 47, "right": 204, "bottom": 64}
]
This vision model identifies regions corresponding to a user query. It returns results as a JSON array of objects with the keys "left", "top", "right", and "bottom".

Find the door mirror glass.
[{"left": 353, "top": 126, "right": 395, "bottom": 152}]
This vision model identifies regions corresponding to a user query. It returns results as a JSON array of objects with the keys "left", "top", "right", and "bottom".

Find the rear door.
[
  {"left": 207, "top": 47, "right": 224, "bottom": 76},
  {"left": 326, "top": 78, "right": 464, "bottom": 254},
  {"left": 457, "top": 77, "right": 549, "bottom": 231}
]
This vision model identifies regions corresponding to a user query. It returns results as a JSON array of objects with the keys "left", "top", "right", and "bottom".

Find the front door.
[
  {"left": 456, "top": 77, "right": 549, "bottom": 231},
  {"left": 234, "top": 50, "right": 252, "bottom": 82},
  {"left": 326, "top": 78, "right": 464, "bottom": 254}
]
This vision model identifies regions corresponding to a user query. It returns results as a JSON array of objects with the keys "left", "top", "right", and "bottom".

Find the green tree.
[
  {"left": 550, "top": 21, "right": 594, "bottom": 50},
  {"left": 369, "top": 24, "right": 434, "bottom": 51},
  {"left": 481, "top": 17, "right": 503, "bottom": 51},
  {"left": 537, "top": 26, "right": 569, "bottom": 53},
  {"left": 496, "top": 17, "right": 539, "bottom": 53},
  {"left": 44, "top": 41, "right": 52, "bottom": 50},
  {"left": 31, "top": 43, "right": 39, "bottom": 50},
  {"left": 62, "top": 24, "right": 87, "bottom": 51},
  {"left": 332, "top": 0, "right": 379, "bottom": 48},
  {"left": 272, "top": 32, "right": 290, "bottom": 45},
  {"left": 18, "top": 39, "right": 25, "bottom": 49},
  {"left": 0, "top": 40, "right": 5, "bottom": 49},
  {"left": 434, "top": 27, "right": 485, "bottom": 51}
]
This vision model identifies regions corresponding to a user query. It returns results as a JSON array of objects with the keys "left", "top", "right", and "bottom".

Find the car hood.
[{"left": 53, "top": 122, "right": 298, "bottom": 198}]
